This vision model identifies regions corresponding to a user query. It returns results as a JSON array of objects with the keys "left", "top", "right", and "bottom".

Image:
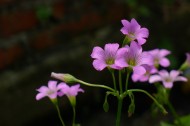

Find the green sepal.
[
  {"left": 103, "top": 97, "right": 109, "bottom": 112},
  {"left": 128, "top": 92, "right": 135, "bottom": 117}
]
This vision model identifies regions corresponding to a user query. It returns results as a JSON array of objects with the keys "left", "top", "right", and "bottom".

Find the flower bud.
[{"left": 51, "top": 72, "right": 77, "bottom": 83}]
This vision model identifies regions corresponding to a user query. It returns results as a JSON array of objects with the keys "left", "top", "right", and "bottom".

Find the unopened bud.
[{"left": 51, "top": 72, "right": 77, "bottom": 83}]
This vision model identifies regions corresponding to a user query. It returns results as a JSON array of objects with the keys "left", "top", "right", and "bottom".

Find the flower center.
[
  {"left": 165, "top": 77, "right": 172, "bottom": 82},
  {"left": 128, "top": 33, "right": 136, "bottom": 40},
  {"left": 127, "top": 58, "right": 136, "bottom": 66},
  {"left": 47, "top": 90, "right": 55, "bottom": 95},
  {"left": 106, "top": 58, "right": 115, "bottom": 65}
]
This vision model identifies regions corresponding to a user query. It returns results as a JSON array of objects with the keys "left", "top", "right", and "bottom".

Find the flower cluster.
[
  {"left": 36, "top": 80, "right": 84, "bottom": 101},
  {"left": 36, "top": 18, "right": 189, "bottom": 126},
  {"left": 91, "top": 18, "right": 187, "bottom": 88}
]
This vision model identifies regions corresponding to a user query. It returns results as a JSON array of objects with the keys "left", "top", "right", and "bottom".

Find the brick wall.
[
  {"left": 0, "top": 0, "right": 126, "bottom": 71},
  {"left": 0, "top": 1, "right": 127, "bottom": 125}
]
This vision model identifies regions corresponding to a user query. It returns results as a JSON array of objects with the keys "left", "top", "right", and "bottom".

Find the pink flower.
[
  {"left": 115, "top": 41, "right": 152, "bottom": 80},
  {"left": 58, "top": 84, "right": 84, "bottom": 106},
  {"left": 147, "top": 49, "right": 171, "bottom": 68},
  {"left": 120, "top": 18, "right": 149, "bottom": 45},
  {"left": 36, "top": 80, "right": 63, "bottom": 100},
  {"left": 149, "top": 70, "right": 187, "bottom": 88},
  {"left": 91, "top": 43, "right": 121, "bottom": 71},
  {"left": 58, "top": 83, "right": 84, "bottom": 97},
  {"left": 132, "top": 64, "right": 157, "bottom": 82}
]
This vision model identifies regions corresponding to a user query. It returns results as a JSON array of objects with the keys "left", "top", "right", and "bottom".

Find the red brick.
[
  {"left": 0, "top": 0, "right": 13, "bottom": 5},
  {"left": 30, "top": 30, "right": 57, "bottom": 50},
  {"left": 0, "top": 10, "right": 38, "bottom": 37},
  {"left": 0, "top": 45, "right": 23, "bottom": 69},
  {"left": 0, "top": 50, "right": 6, "bottom": 69},
  {"left": 52, "top": 1, "right": 65, "bottom": 19},
  {"left": 0, "top": 15, "right": 13, "bottom": 37}
]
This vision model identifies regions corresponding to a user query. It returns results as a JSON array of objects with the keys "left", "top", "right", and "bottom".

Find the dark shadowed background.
[{"left": 0, "top": 0, "right": 190, "bottom": 126}]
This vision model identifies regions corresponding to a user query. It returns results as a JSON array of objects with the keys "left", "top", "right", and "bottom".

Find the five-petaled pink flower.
[
  {"left": 36, "top": 80, "right": 63, "bottom": 100},
  {"left": 91, "top": 43, "right": 121, "bottom": 71},
  {"left": 120, "top": 18, "right": 149, "bottom": 45},
  {"left": 58, "top": 83, "right": 84, "bottom": 97},
  {"left": 115, "top": 41, "right": 152, "bottom": 81},
  {"left": 149, "top": 70, "right": 187, "bottom": 88},
  {"left": 132, "top": 64, "right": 157, "bottom": 82},
  {"left": 147, "top": 49, "right": 171, "bottom": 68}
]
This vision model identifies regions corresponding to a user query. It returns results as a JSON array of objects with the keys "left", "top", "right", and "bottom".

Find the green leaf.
[
  {"left": 160, "top": 121, "right": 174, "bottom": 126},
  {"left": 175, "top": 114, "right": 190, "bottom": 126}
]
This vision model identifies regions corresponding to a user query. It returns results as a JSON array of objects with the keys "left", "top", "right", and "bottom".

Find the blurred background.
[{"left": 0, "top": 0, "right": 190, "bottom": 126}]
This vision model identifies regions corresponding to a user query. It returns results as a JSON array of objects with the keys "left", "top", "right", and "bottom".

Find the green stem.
[
  {"left": 116, "top": 96, "right": 123, "bottom": 126},
  {"left": 119, "top": 71, "right": 123, "bottom": 94},
  {"left": 55, "top": 104, "right": 66, "bottom": 126},
  {"left": 76, "top": 79, "right": 115, "bottom": 92},
  {"left": 125, "top": 72, "right": 130, "bottom": 91},
  {"left": 167, "top": 101, "right": 182, "bottom": 126},
  {"left": 72, "top": 106, "right": 76, "bottom": 126},
  {"left": 127, "top": 89, "right": 168, "bottom": 114},
  {"left": 110, "top": 70, "right": 117, "bottom": 91}
]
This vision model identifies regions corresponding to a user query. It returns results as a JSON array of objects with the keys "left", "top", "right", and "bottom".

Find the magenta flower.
[
  {"left": 147, "top": 49, "right": 171, "bottom": 68},
  {"left": 149, "top": 70, "right": 187, "bottom": 88},
  {"left": 36, "top": 80, "right": 63, "bottom": 100},
  {"left": 58, "top": 83, "right": 84, "bottom": 97},
  {"left": 132, "top": 64, "right": 157, "bottom": 82},
  {"left": 115, "top": 41, "right": 152, "bottom": 79},
  {"left": 91, "top": 43, "right": 121, "bottom": 71},
  {"left": 120, "top": 18, "right": 149, "bottom": 45},
  {"left": 58, "top": 83, "right": 84, "bottom": 106}
]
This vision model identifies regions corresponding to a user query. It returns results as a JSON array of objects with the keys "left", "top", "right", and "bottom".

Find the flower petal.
[
  {"left": 159, "top": 58, "right": 170, "bottom": 67},
  {"left": 104, "top": 43, "right": 119, "bottom": 56},
  {"left": 48, "top": 81, "right": 57, "bottom": 90},
  {"left": 70, "top": 84, "right": 84, "bottom": 96},
  {"left": 170, "top": 70, "right": 180, "bottom": 78},
  {"left": 158, "top": 70, "right": 169, "bottom": 77},
  {"left": 92, "top": 59, "right": 107, "bottom": 71},
  {"left": 137, "top": 38, "right": 146, "bottom": 45},
  {"left": 130, "top": 41, "right": 142, "bottom": 53},
  {"left": 57, "top": 82, "right": 67, "bottom": 90},
  {"left": 37, "top": 86, "right": 49, "bottom": 93},
  {"left": 132, "top": 73, "right": 141, "bottom": 82},
  {"left": 36, "top": 93, "right": 46, "bottom": 100},
  {"left": 130, "top": 18, "right": 140, "bottom": 32},
  {"left": 91, "top": 46, "right": 104, "bottom": 59},
  {"left": 159, "top": 49, "right": 171, "bottom": 57},
  {"left": 140, "top": 52, "right": 153, "bottom": 65},
  {"left": 136, "top": 28, "right": 149, "bottom": 38},
  {"left": 175, "top": 76, "right": 188, "bottom": 82},
  {"left": 115, "top": 58, "right": 128, "bottom": 68},
  {"left": 148, "top": 49, "right": 159, "bottom": 56},
  {"left": 149, "top": 75, "right": 162, "bottom": 83},
  {"left": 121, "top": 19, "right": 130, "bottom": 27},
  {"left": 163, "top": 82, "right": 173, "bottom": 88},
  {"left": 133, "top": 66, "right": 146, "bottom": 75}
]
